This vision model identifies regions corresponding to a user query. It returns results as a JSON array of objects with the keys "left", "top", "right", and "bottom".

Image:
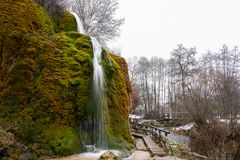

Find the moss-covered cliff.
[{"left": 0, "top": 0, "right": 132, "bottom": 159}]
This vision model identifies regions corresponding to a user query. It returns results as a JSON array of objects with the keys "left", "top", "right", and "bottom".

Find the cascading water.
[
  {"left": 69, "top": 12, "right": 85, "bottom": 34},
  {"left": 69, "top": 10, "right": 107, "bottom": 149},
  {"left": 91, "top": 37, "right": 107, "bottom": 149}
]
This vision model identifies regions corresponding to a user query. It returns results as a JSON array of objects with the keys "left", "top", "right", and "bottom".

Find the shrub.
[{"left": 190, "top": 123, "right": 240, "bottom": 160}]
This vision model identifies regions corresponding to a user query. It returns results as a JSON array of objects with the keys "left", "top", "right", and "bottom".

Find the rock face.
[
  {"left": 99, "top": 151, "right": 122, "bottom": 160},
  {"left": 0, "top": 0, "right": 132, "bottom": 158},
  {"left": 0, "top": 128, "right": 33, "bottom": 159}
]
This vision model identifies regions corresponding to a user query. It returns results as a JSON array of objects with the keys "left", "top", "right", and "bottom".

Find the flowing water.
[
  {"left": 90, "top": 36, "right": 107, "bottom": 148},
  {"left": 168, "top": 133, "right": 189, "bottom": 145},
  {"left": 69, "top": 12, "right": 85, "bottom": 34},
  {"left": 69, "top": 10, "right": 107, "bottom": 148}
]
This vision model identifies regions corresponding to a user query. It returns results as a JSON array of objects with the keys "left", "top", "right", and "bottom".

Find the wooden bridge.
[
  {"left": 130, "top": 118, "right": 170, "bottom": 135},
  {"left": 130, "top": 118, "right": 210, "bottom": 160},
  {"left": 130, "top": 119, "right": 170, "bottom": 157}
]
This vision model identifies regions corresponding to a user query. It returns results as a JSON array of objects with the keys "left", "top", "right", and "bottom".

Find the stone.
[
  {"left": 0, "top": 147, "right": 8, "bottom": 158},
  {"left": 98, "top": 151, "right": 122, "bottom": 160},
  {"left": 0, "top": 128, "right": 28, "bottom": 159},
  {"left": 0, "top": 129, "right": 15, "bottom": 148},
  {"left": 19, "top": 152, "right": 34, "bottom": 160}
]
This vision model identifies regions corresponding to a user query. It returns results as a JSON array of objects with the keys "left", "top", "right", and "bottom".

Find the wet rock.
[
  {"left": 98, "top": 151, "right": 122, "bottom": 160},
  {"left": 19, "top": 152, "right": 34, "bottom": 160},
  {"left": 0, "top": 128, "right": 28, "bottom": 159},
  {"left": 0, "top": 128, "right": 15, "bottom": 158},
  {"left": 0, "top": 128, "right": 15, "bottom": 148},
  {"left": 0, "top": 147, "right": 8, "bottom": 158}
]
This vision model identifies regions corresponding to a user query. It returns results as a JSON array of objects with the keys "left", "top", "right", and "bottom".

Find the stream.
[{"left": 167, "top": 133, "right": 189, "bottom": 145}]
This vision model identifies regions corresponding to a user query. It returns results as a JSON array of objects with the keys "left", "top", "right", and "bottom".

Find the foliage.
[
  {"left": 169, "top": 142, "right": 181, "bottom": 157},
  {"left": 190, "top": 123, "right": 240, "bottom": 160}
]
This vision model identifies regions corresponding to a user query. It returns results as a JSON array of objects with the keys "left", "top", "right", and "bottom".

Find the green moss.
[
  {"left": 101, "top": 51, "right": 133, "bottom": 150},
  {"left": 0, "top": 0, "right": 55, "bottom": 101},
  {"left": 43, "top": 126, "right": 81, "bottom": 155},
  {"left": 0, "top": 32, "right": 93, "bottom": 156},
  {"left": 75, "top": 35, "right": 92, "bottom": 49},
  {"left": 57, "top": 10, "right": 77, "bottom": 32},
  {"left": 0, "top": 0, "right": 54, "bottom": 42},
  {"left": 36, "top": 7, "right": 55, "bottom": 34},
  {"left": 0, "top": 0, "right": 133, "bottom": 156}
]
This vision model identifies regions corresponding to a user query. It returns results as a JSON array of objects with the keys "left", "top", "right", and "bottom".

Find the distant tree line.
[
  {"left": 128, "top": 44, "right": 240, "bottom": 159},
  {"left": 128, "top": 44, "right": 240, "bottom": 126}
]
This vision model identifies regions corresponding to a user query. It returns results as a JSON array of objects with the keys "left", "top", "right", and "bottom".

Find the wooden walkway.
[
  {"left": 143, "top": 135, "right": 167, "bottom": 157},
  {"left": 132, "top": 133, "right": 167, "bottom": 157}
]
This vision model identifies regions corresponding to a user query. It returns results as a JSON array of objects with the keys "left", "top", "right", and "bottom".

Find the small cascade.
[
  {"left": 69, "top": 11, "right": 107, "bottom": 149},
  {"left": 69, "top": 12, "right": 86, "bottom": 34}
]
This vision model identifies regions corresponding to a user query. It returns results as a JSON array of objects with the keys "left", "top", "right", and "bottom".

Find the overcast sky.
[{"left": 108, "top": 0, "right": 240, "bottom": 59}]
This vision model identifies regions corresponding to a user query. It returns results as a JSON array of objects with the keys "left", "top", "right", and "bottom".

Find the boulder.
[
  {"left": 0, "top": 129, "right": 15, "bottom": 158},
  {"left": 0, "top": 128, "right": 15, "bottom": 148},
  {"left": 0, "top": 128, "right": 29, "bottom": 159},
  {"left": 98, "top": 151, "right": 122, "bottom": 160}
]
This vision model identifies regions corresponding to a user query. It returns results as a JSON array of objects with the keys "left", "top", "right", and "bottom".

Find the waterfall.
[
  {"left": 69, "top": 12, "right": 86, "bottom": 34},
  {"left": 91, "top": 37, "right": 107, "bottom": 149},
  {"left": 70, "top": 11, "right": 107, "bottom": 149}
]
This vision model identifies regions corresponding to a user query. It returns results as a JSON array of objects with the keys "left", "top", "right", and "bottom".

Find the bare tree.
[
  {"left": 127, "top": 57, "right": 139, "bottom": 83},
  {"left": 127, "top": 45, "right": 240, "bottom": 125},
  {"left": 64, "top": 0, "right": 124, "bottom": 41},
  {"left": 137, "top": 57, "right": 150, "bottom": 112},
  {"left": 170, "top": 44, "right": 196, "bottom": 98}
]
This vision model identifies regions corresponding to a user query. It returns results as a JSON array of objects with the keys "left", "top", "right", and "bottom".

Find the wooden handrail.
[
  {"left": 130, "top": 119, "right": 170, "bottom": 143},
  {"left": 148, "top": 125, "right": 170, "bottom": 134}
]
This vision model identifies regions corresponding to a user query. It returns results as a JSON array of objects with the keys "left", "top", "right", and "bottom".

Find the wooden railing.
[{"left": 130, "top": 118, "right": 170, "bottom": 143}]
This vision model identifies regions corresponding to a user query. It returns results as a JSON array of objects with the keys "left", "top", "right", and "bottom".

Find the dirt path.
[{"left": 124, "top": 138, "right": 151, "bottom": 160}]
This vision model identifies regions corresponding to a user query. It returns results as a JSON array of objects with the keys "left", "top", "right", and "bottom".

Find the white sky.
[{"left": 108, "top": 0, "right": 240, "bottom": 59}]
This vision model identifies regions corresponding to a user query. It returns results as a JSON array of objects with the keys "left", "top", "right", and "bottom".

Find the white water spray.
[
  {"left": 69, "top": 12, "right": 86, "bottom": 34},
  {"left": 69, "top": 10, "right": 107, "bottom": 149}
]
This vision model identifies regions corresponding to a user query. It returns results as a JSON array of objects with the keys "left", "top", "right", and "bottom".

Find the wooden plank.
[
  {"left": 143, "top": 136, "right": 167, "bottom": 157},
  {"left": 131, "top": 133, "right": 144, "bottom": 138}
]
